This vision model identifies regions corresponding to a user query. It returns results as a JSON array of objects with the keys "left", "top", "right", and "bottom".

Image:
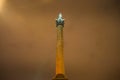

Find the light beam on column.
[{"left": 0, "top": 0, "right": 6, "bottom": 13}]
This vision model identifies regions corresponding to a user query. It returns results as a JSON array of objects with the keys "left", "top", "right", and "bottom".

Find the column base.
[{"left": 52, "top": 74, "right": 68, "bottom": 80}]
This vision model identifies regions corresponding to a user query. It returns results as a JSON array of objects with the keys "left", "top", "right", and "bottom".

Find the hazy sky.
[{"left": 0, "top": 0, "right": 120, "bottom": 80}]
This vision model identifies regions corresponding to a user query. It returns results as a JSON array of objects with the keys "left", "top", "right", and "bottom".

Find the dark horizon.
[{"left": 0, "top": 0, "right": 120, "bottom": 80}]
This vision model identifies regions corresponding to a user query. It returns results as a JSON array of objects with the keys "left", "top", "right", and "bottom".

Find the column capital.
[{"left": 56, "top": 13, "right": 64, "bottom": 27}]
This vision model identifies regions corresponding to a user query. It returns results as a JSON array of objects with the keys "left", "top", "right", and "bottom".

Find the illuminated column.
[{"left": 53, "top": 13, "right": 68, "bottom": 80}]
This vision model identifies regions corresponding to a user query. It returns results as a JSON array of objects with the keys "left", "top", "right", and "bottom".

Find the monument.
[{"left": 52, "top": 13, "right": 68, "bottom": 80}]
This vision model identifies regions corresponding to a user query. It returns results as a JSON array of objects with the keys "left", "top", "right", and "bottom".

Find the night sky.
[{"left": 0, "top": 0, "right": 120, "bottom": 80}]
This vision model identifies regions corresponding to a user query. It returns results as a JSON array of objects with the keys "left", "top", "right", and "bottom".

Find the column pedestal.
[{"left": 53, "top": 74, "right": 68, "bottom": 80}]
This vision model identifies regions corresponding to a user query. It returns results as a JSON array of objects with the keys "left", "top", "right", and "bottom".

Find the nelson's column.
[{"left": 52, "top": 13, "right": 68, "bottom": 80}]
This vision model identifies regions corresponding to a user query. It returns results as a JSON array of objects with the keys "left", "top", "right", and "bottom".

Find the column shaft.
[{"left": 56, "top": 25, "right": 65, "bottom": 75}]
